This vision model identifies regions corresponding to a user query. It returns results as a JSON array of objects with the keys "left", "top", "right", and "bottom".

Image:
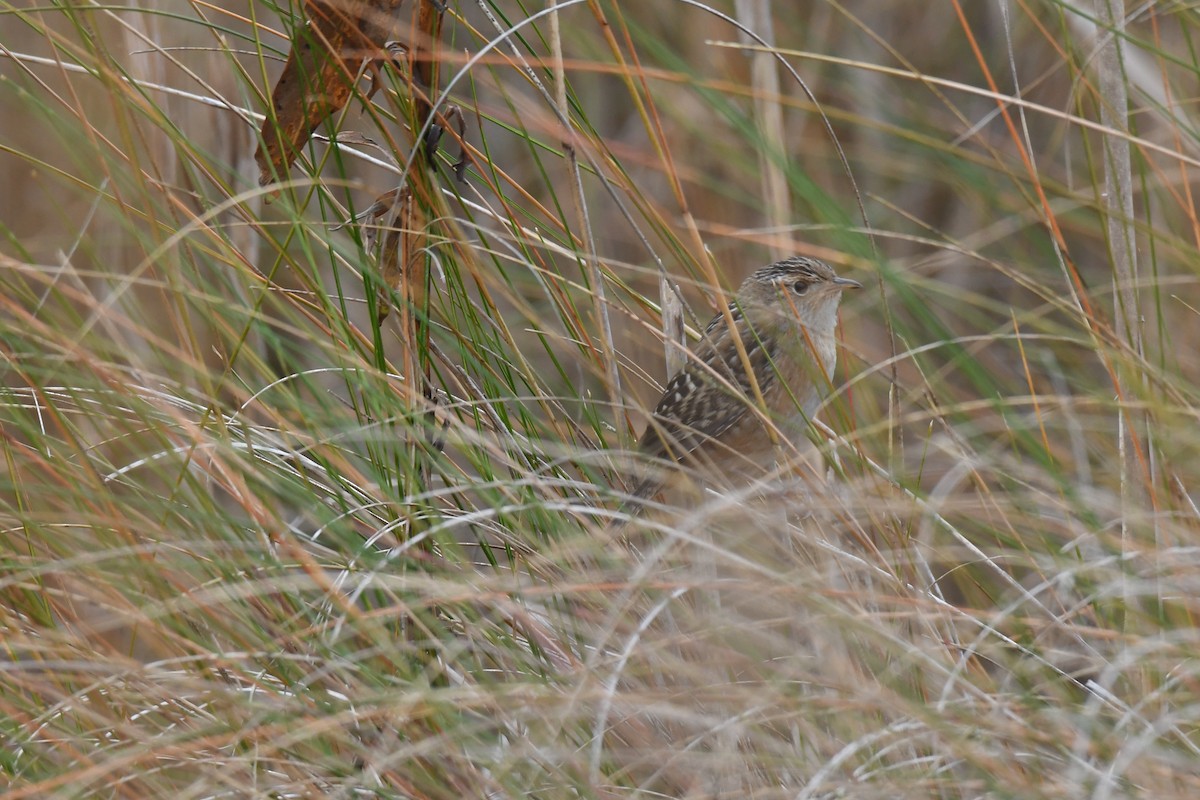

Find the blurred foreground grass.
[{"left": 2, "top": 1, "right": 1200, "bottom": 797}]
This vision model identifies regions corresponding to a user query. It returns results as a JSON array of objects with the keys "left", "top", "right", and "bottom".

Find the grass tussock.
[{"left": 2, "top": 1, "right": 1200, "bottom": 797}]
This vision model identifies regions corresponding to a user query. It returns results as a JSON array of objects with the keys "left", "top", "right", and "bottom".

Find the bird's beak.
[{"left": 833, "top": 276, "right": 863, "bottom": 290}]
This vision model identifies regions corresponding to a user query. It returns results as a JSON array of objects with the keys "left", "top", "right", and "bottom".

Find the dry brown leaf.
[{"left": 255, "top": 0, "right": 404, "bottom": 187}]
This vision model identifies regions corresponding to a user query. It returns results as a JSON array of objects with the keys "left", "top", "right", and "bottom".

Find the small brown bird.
[{"left": 622, "top": 256, "right": 861, "bottom": 518}]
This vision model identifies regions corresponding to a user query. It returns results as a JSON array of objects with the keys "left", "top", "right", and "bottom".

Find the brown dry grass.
[{"left": 2, "top": 1, "right": 1200, "bottom": 798}]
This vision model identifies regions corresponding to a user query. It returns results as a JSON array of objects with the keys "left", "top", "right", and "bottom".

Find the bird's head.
[{"left": 737, "top": 256, "right": 861, "bottom": 331}]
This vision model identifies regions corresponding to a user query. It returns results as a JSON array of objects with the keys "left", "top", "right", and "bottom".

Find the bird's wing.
[{"left": 637, "top": 306, "right": 779, "bottom": 460}]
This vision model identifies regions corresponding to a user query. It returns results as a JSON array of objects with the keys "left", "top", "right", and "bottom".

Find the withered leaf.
[{"left": 256, "top": 0, "right": 404, "bottom": 187}]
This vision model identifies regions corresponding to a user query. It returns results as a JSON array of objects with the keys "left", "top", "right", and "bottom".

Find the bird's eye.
[{"left": 792, "top": 281, "right": 810, "bottom": 295}]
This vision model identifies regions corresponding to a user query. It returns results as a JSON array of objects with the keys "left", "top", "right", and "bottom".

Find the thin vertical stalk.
[
  {"left": 549, "top": 0, "right": 625, "bottom": 441},
  {"left": 1094, "top": 1, "right": 1140, "bottom": 353},
  {"left": 1093, "top": 0, "right": 1143, "bottom": 612},
  {"left": 734, "top": 0, "right": 791, "bottom": 260}
]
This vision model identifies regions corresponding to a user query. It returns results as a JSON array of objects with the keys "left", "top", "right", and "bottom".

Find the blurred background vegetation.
[{"left": 3, "top": 0, "right": 1200, "bottom": 797}]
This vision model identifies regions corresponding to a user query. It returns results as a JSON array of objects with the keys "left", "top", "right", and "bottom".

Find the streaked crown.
[{"left": 738, "top": 256, "right": 861, "bottom": 307}]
